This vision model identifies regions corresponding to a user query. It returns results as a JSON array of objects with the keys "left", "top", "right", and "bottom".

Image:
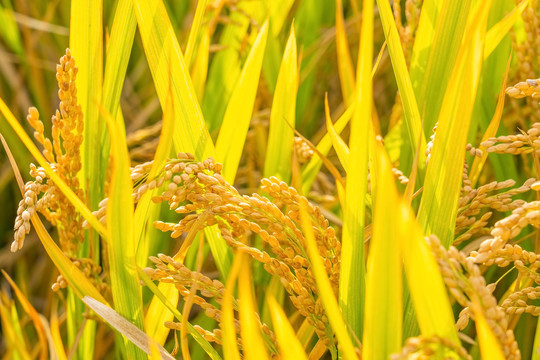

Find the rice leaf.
[
  {"left": 469, "top": 57, "right": 510, "bottom": 186},
  {"left": 362, "top": 141, "right": 402, "bottom": 358},
  {"left": 202, "top": 2, "right": 265, "bottom": 132},
  {"left": 301, "top": 104, "right": 353, "bottom": 193},
  {"left": 104, "top": 114, "right": 146, "bottom": 359},
  {"left": 216, "top": 21, "right": 269, "bottom": 183},
  {"left": 0, "top": 299, "right": 31, "bottom": 360},
  {"left": 70, "top": 0, "right": 104, "bottom": 212},
  {"left": 268, "top": 296, "right": 308, "bottom": 360},
  {"left": 101, "top": 0, "right": 136, "bottom": 127},
  {"left": 336, "top": 0, "right": 355, "bottom": 105},
  {"left": 222, "top": 253, "right": 244, "bottom": 360},
  {"left": 238, "top": 260, "right": 270, "bottom": 360},
  {"left": 264, "top": 24, "right": 298, "bottom": 183},
  {"left": 132, "top": 0, "right": 214, "bottom": 159},
  {"left": 184, "top": 0, "right": 208, "bottom": 66},
  {"left": 298, "top": 194, "right": 357, "bottom": 360},
  {"left": 472, "top": 302, "right": 505, "bottom": 360},
  {"left": 484, "top": 0, "right": 528, "bottom": 59},
  {"left": 376, "top": 0, "right": 425, "bottom": 163},
  {"left": 417, "top": 0, "right": 493, "bottom": 247},
  {"left": 191, "top": 30, "right": 210, "bottom": 101},
  {"left": 325, "top": 96, "right": 349, "bottom": 171},
  {"left": 82, "top": 297, "right": 174, "bottom": 360},
  {"left": 339, "top": 0, "right": 373, "bottom": 340},
  {"left": 399, "top": 204, "right": 460, "bottom": 343},
  {"left": 2, "top": 270, "right": 48, "bottom": 360},
  {"left": 50, "top": 298, "right": 67, "bottom": 360},
  {"left": 269, "top": 0, "right": 295, "bottom": 36},
  {"left": 413, "top": 0, "right": 471, "bottom": 134}
]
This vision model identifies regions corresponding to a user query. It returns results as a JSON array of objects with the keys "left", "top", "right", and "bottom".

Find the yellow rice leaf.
[
  {"left": 268, "top": 0, "right": 295, "bottom": 36},
  {"left": 336, "top": 0, "right": 355, "bottom": 105},
  {"left": 216, "top": 21, "right": 269, "bottom": 183},
  {"left": 105, "top": 114, "right": 146, "bottom": 359},
  {"left": 325, "top": 96, "right": 350, "bottom": 171},
  {"left": 484, "top": 0, "right": 528, "bottom": 59},
  {"left": 132, "top": 0, "right": 214, "bottom": 159},
  {"left": 399, "top": 204, "right": 460, "bottom": 343},
  {"left": 339, "top": 0, "right": 373, "bottom": 340},
  {"left": 268, "top": 296, "right": 308, "bottom": 360},
  {"left": 472, "top": 302, "right": 505, "bottom": 360},
  {"left": 362, "top": 141, "right": 402, "bottom": 359},
  {"left": 0, "top": 298, "right": 31, "bottom": 360},
  {"left": 0, "top": 133, "right": 108, "bottom": 305},
  {"left": 50, "top": 298, "right": 68, "bottom": 360},
  {"left": 417, "top": 0, "right": 493, "bottom": 247},
  {"left": 264, "top": 24, "right": 298, "bottom": 182},
  {"left": 222, "top": 253, "right": 244, "bottom": 360},
  {"left": 238, "top": 260, "right": 270, "bottom": 360},
  {"left": 2, "top": 270, "right": 48, "bottom": 360},
  {"left": 301, "top": 104, "right": 353, "bottom": 193},
  {"left": 297, "top": 198, "right": 357, "bottom": 360}
]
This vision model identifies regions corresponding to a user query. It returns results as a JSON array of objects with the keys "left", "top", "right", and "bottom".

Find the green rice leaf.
[
  {"left": 184, "top": 0, "right": 208, "bottom": 66},
  {"left": 484, "top": 0, "right": 528, "bottom": 59},
  {"left": 362, "top": 141, "right": 402, "bottom": 358},
  {"left": 339, "top": 0, "right": 373, "bottom": 340},
  {"left": 102, "top": 0, "right": 136, "bottom": 127},
  {"left": 336, "top": 0, "right": 355, "bottom": 105},
  {"left": 417, "top": 0, "right": 493, "bottom": 247},
  {"left": 216, "top": 21, "right": 269, "bottom": 183},
  {"left": 132, "top": 0, "right": 214, "bottom": 159},
  {"left": 264, "top": 24, "right": 298, "bottom": 183},
  {"left": 104, "top": 114, "right": 146, "bottom": 359},
  {"left": 413, "top": 0, "right": 472, "bottom": 133},
  {"left": 70, "top": 0, "right": 104, "bottom": 212},
  {"left": 202, "top": 2, "right": 265, "bottom": 133},
  {"left": 376, "top": 0, "right": 425, "bottom": 164}
]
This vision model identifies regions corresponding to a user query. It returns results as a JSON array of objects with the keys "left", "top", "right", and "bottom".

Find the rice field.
[{"left": 0, "top": 0, "right": 539, "bottom": 359}]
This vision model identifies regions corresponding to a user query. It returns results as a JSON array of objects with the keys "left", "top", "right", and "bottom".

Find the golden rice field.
[{"left": 1, "top": 0, "right": 540, "bottom": 359}]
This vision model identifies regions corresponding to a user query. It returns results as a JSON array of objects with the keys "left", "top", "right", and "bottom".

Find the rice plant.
[{"left": 0, "top": 0, "right": 539, "bottom": 359}]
